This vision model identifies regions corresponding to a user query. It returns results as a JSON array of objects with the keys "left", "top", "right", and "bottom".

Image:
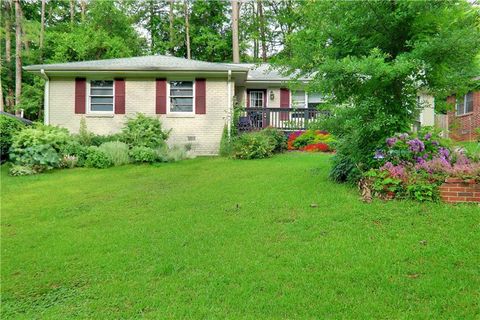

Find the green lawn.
[{"left": 1, "top": 153, "right": 479, "bottom": 319}]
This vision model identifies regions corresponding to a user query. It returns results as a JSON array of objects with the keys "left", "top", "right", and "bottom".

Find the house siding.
[
  {"left": 48, "top": 77, "right": 230, "bottom": 155},
  {"left": 447, "top": 91, "right": 480, "bottom": 141}
]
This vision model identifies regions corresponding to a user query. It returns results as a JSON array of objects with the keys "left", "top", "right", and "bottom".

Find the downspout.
[
  {"left": 227, "top": 69, "right": 232, "bottom": 140},
  {"left": 40, "top": 69, "right": 50, "bottom": 125}
]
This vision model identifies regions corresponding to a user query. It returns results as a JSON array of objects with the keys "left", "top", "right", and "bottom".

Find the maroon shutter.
[
  {"left": 280, "top": 88, "right": 290, "bottom": 120},
  {"left": 114, "top": 79, "right": 125, "bottom": 114},
  {"left": 195, "top": 78, "right": 206, "bottom": 114},
  {"left": 75, "top": 78, "right": 86, "bottom": 114},
  {"left": 156, "top": 78, "right": 167, "bottom": 114}
]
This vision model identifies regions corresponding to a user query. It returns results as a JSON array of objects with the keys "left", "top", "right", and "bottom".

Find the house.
[
  {"left": 446, "top": 86, "right": 480, "bottom": 141},
  {"left": 24, "top": 55, "right": 435, "bottom": 155}
]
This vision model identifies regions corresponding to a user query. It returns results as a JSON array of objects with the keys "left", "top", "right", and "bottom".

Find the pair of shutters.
[{"left": 74, "top": 78, "right": 206, "bottom": 115}]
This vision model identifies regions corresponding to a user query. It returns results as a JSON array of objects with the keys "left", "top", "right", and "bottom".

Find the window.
[
  {"left": 456, "top": 92, "right": 474, "bottom": 115},
  {"left": 308, "top": 93, "right": 323, "bottom": 108},
  {"left": 170, "top": 81, "right": 194, "bottom": 112},
  {"left": 292, "top": 90, "right": 306, "bottom": 108},
  {"left": 249, "top": 91, "right": 264, "bottom": 107},
  {"left": 89, "top": 80, "right": 114, "bottom": 113}
]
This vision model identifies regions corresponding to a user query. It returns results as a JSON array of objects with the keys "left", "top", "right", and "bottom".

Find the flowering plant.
[{"left": 287, "top": 130, "right": 335, "bottom": 152}]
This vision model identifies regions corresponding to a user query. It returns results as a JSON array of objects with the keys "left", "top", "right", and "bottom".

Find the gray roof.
[
  {"left": 240, "top": 63, "right": 310, "bottom": 82},
  {"left": 24, "top": 55, "right": 250, "bottom": 72}
]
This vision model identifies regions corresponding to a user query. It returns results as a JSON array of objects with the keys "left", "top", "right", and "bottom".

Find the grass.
[
  {"left": 456, "top": 140, "right": 480, "bottom": 158},
  {"left": 1, "top": 153, "right": 479, "bottom": 319}
]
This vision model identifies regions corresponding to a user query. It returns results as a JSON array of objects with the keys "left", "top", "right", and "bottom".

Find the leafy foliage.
[
  {"left": 129, "top": 146, "right": 157, "bottom": 163},
  {"left": 84, "top": 146, "right": 113, "bottom": 169},
  {"left": 98, "top": 141, "right": 130, "bottom": 166},
  {"left": 276, "top": 0, "right": 480, "bottom": 182},
  {"left": 233, "top": 131, "right": 275, "bottom": 160},
  {"left": 121, "top": 114, "right": 169, "bottom": 149},
  {"left": 0, "top": 115, "right": 25, "bottom": 160}
]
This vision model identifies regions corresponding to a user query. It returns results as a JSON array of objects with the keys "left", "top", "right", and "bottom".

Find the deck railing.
[{"left": 237, "top": 107, "right": 330, "bottom": 132}]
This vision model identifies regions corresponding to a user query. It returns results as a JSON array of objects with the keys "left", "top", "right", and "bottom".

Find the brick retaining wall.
[{"left": 439, "top": 178, "right": 480, "bottom": 203}]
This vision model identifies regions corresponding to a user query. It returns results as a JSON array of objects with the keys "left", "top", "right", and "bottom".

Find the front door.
[{"left": 248, "top": 90, "right": 267, "bottom": 128}]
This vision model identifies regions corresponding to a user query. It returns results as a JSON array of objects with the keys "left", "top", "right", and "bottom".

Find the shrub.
[
  {"left": 10, "top": 144, "right": 60, "bottom": 172},
  {"left": 84, "top": 146, "right": 113, "bottom": 168},
  {"left": 11, "top": 124, "right": 70, "bottom": 153},
  {"left": 59, "top": 140, "right": 88, "bottom": 166},
  {"left": 9, "top": 164, "right": 38, "bottom": 176},
  {"left": 90, "top": 133, "right": 125, "bottom": 146},
  {"left": 261, "top": 127, "right": 286, "bottom": 153},
  {"left": 122, "top": 113, "right": 169, "bottom": 148},
  {"left": 60, "top": 155, "right": 79, "bottom": 169},
  {"left": 0, "top": 115, "right": 25, "bottom": 160},
  {"left": 329, "top": 150, "right": 362, "bottom": 183},
  {"left": 233, "top": 132, "right": 275, "bottom": 159},
  {"left": 98, "top": 141, "right": 130, "bottom": 166},
  {"left": 156, "top": 144, "right": 192, "bottom": 162},
  {"left": 129, "top": 146, "right": 157, "bottom": 163},
  {"left": 77, "top": 117, "right": 95, "bottom": 146},
  {"left": 219, "top": 126, "right": 234, "bottom": 157},
  {"left": 287, "top": 130, "right": 335, "bottom": 152}
]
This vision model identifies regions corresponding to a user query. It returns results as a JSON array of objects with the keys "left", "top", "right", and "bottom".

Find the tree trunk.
[
  {"left": 150, "top": 0, "right": 155, "bottom": 54},
  {"left": 0, "top": 41, "right": 4, "bottom": 112},
  {"left": 70, "top": 0, "right": 75, "bottom": 25},
  {"left": 258, "top": 0, "right": 267, "bottom": 62},
  {"left": 80, "top": 0, "right": 86, "bottom": 21},
  {"left": 5, "top": 1, "right": 14, "bottom": 110},
  {"left": 231, "top": 0, "right": 240, "bottom": 63},
  {"left": 184, "top": 0, "right": 191, "bottom": 59},
  {"left": 14, "top": 0, "right": 22, "bottom": 107},
  {"left": 169, "top": 0, "right": 175, "bottom": 54},
  {"left": 40, "top": 0, "right": 45, "bottom": 61}
]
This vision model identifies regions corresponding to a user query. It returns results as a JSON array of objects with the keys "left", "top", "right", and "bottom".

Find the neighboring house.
[
  {"left": 24, "top": 55, "right": 435, "bottom": 155},
  {"left": 446, "top": 86, "right": 480, "bottom": 141}
]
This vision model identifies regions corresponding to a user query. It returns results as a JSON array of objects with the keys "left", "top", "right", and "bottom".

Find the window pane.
[
  {"left": 171, "top": 97, "right": 193, "bottom": 112},
  {"left": 292, "top": 91, "right": 306, "bottom": 108},
  {"left": 250, "top": 91, "right": 264, "bottom": 107},
  {"left": 91, "top": 80, "right": 113, "bottom": 88},
  {"left": 91, "top": 97, "right": 113, "bottom": 104},
  {"left": 456, "top": 97, "right": 465, "bottom": 115},
  {"left": 466, "top": 92, "right": 474, "bottom": 113},
  {"left": 170, "top": 81, "right": 193, "bottom": 89},
  {"left": 170, "top": 88, "right": 193, "bottom": 97},
  {"left": 91, "top": 104, "right": 113, "bottom": 112},
  {"left": 91, "top": 88, "right": 113, "bottom": 96},
  {"left": 308, "top": 92, "right": 323, "bottom": 103}
]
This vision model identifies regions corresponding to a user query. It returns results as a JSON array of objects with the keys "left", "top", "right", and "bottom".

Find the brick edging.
[{"left": 439, "top": 178, "right": 480, "bottom": 203}]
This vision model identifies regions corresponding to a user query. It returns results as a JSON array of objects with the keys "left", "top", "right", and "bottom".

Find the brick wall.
[
  {"left": 48, "top": 77, "right": 231, "bottom": 155},
  {"left": 439, "top": 178, "right": 480, "bottom": 203},
  {"left": 446, "top": 91, "right": 480, "bottom": 141}
]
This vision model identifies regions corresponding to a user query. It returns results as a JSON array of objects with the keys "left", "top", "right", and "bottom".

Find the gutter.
[
  {"left": 227, "top": 70, "right": 232, "bottom": 140},
  {"left": 40, "top": 69, "right": 50, "bottom": 125}
]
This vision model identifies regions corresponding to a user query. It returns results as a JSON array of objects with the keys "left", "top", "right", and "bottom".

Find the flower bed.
[
  {"left": 287, "top": 130, "right": 335, "bottom": 152},
  {"left": 361, "top": 131, "right": 480, "bottom": 203}
]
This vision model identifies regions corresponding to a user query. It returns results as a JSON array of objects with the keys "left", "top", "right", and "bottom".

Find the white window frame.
[
  {"left": 456, "top": 92, "right": 474, "bottom": 116},
  {"left": 290, "top": 90, "right": 307, "bottom": 108},
  {"left": 249, "top": 90, "right": 266, "bottom": 108},
  {"left": 86, "top": 79, "right": 115, "bottom": 114},
  {"left": 167, "top": 80, "right": 195, "bottom": 115}
]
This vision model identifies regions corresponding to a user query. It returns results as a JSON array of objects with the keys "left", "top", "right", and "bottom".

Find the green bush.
[
  {"left": 0, "top": 115, "right": 25, "bottom": 160},
  {"left": 9, "top": 125, "right": 71, "bottom": 171},
  {"left": 129, "top": 146, "right": 157, "bottom": 163},
  {"left": 98, "top": 141, "right": 130, "bottom": 166},
  {"left": 219, "top": 126, "right": 234, "bottom": 157},
  {"left": 9, "top": 164, "right": 38, "bottom": 176},
  {"left": 261, "top": 127, "right": 286, "bottom": 153},
  {"left": 233, "top": 132, "right": 275, "bottom": 159},
  {"left": 156, "top": 145, "right": 192, "bottom": 162},
  {"left": 122, "top": 113, "right": 169, "bottom": 148},
  {"left": 84, "top": 146, "right": 113, "bottom": 169},
  {"left": 90, "top": 133, "right": 125, "bottom": 146},
  {"left": 59, "top": 140, "right": 88, "bottom": 166}
]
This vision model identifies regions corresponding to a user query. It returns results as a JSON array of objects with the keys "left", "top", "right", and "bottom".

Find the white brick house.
[{"left": 25, "top": 55, "right": 435, "bottom": 155}]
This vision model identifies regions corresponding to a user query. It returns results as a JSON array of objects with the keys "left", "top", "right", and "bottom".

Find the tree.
[
  {"left": 184, "top": 0, "right": 191, "bottom": 59},
  {"left": 231, "top": 0, "right": 240, "bottom": 63},
  {"left": 14, "top": 0, "right": 22, "bottom": 107},
  {"left": 276, "top": 0, "right": 480, "bottom": 182},
  {"left": 40, "top": 0, "right": 45, "bottom": 60}
]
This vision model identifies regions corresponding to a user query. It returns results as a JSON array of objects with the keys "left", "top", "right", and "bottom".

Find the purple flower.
[
  {"left": 386, "top": 137, "right": 398, "bottom": 148},
  {"left": 424, "top": 133, "right": 432, "bottom": 140},
  {"left": 416, "top": 157, "right": 426, "bottom": 165},
  {"left": 380, "top": 162, "right": 407, "bottom": 179},
  {"left": 438, "top": 147, "right": 450, "bottom": 160},
  {"left": 374, "top": 150, "right": 385, "bottom": 160},
  {"left": 431, "top": 141, "right": 439, "bottom": 146},
  {"left": 407, "top": 138, "right": 425, "bottom": 153},
  {"left": 398, "top": 133, "right": 409, "bottom": 141}
]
